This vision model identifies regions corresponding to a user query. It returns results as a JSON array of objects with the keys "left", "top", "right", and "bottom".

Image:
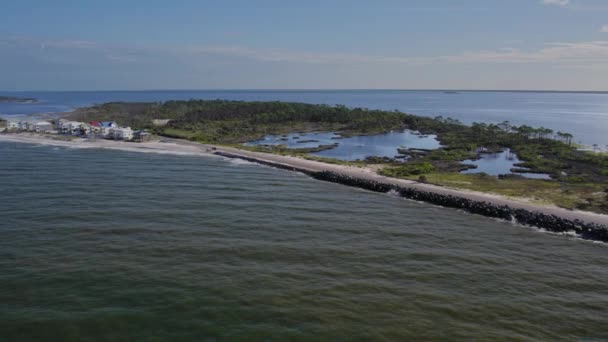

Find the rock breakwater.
[{"left": 216, "top": 151, "right": 608, "bottom": 242}]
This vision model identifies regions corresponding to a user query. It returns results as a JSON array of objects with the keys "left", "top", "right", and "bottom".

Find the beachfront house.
[
  {"left": 21, "top": 121, "right": 33, "bottom": 131},
  {"left": 87, "top": 121, "right": 102, "bottom": 136},
  {"left": 110, "top": 127, "right": 134, "bottom": 141},
  {"left": 133, "top": 130, "right": 153, "bottom": 142},
  {"left": 56, "top": 119, "right": 83, "bottom": 135},
  {"left": 55, "top": 119, "right": 68, "bottom": 132},
  {"left": 100, "top": 121, "right": 118, "bottom": 138},
  {"left": 68, "top": 121, "right": 84, "bottom": 135},
  {"left": 22, "top": 118, "right": 138, "bottom": 141},
  {"left": 6, "top": 120, "right": 42, "bottom": 132},
  {"left": 101, "top": 121, "right": 118, "bottom": 128},
  {"left": 55, "top": 120, "right": 87, "bottom": 135},
  {"left": 34, "top": 121, "right": 53, "bottom": 133},
  {"left": 7, "top": 121, "right": 20, "bottom": 131}
]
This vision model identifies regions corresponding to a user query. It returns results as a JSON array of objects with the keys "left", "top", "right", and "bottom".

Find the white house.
[
  {"left": 56, "top": 119, "right": 69, "bottom": 131},
  {"left": 110, "top": 127, "right": 134, "bottom": 140},
  {"left": 121, "top": 127, "right": 134, "bottom": 140},
  {"left": 34, "top": 121, "right": 54, "bottom": 133},
  {"left": 19, "top": 121, "right": 32, "bottom": 131},
  {"left": 56, "top": 120, "right": 80, "bottom": 135},
  {"left": 7, "top": 121, "right": 20, "bottom": 130},
  {"left": 88, "top": 125, "right": 101, "bottom": 136},
  {"left": 67, "top": 121, "right": 85, "bottom": 135},
  {"left": 99, "top": 127, "right": 111, "bottom": 138}
]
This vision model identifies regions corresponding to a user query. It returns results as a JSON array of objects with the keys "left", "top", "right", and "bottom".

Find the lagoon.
[
  {"left": 461, "top": 148, "right": 551, "bottom": 179},
  {"left": 246, "top": 130, "right": 441, "bottom": 161}
]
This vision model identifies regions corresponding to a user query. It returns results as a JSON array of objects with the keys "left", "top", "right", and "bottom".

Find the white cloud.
[
  {"left": 601, "top": 25, "right": 608, "bottom": 33},
  {"left": 4, "top": 34, "right": 608, "bottom": 90},
  {"left": 187, "top": 41, "right": 608, "bottom": 67},
  {"left": 541, "top": 0, "right": 569, "bottom": 6},
  {"left": 4, "top": 34, "right": 608, "bottom": 69},
  {"left": 542, "top": 1, "right": 608, "bottom": 11},
  {"left": 437, "top": 41, "right": 608, "bottom": 65}
]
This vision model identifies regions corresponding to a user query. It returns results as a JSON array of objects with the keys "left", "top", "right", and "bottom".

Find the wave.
[
  {"left": 225, "top": 158, "right": 257, "bottom": 166},
  {"left": 499, "top": 217, "right": 607, "bottom": 245}
]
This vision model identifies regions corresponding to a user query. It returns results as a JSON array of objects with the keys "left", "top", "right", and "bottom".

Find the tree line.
[
  {"left": 470, "top": 121, "right": 573, "bottom": 146},
  {"left": 68, "top": 100, "right": 577, "bottom": 147}
]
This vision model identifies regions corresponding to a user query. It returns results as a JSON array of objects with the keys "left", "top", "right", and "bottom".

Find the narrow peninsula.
[{"left": 2, "top": 99, "right": 607, "bottom": 240}]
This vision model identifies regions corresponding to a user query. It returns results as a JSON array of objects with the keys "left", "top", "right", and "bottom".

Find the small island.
[{"left": 0, "top": 96, "right": 37, "bottom": 103}]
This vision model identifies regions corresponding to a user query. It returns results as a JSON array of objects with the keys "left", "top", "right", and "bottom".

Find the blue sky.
[{"left": 2, "top": 0, "right": 608, "bottom": 90}]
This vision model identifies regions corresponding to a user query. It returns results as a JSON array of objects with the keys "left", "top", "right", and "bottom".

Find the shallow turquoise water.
[{"left": 1, "top": 142, "right": 607, "bottom": 341}]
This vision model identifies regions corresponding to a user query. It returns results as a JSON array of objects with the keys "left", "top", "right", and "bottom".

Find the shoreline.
[{"left": 2, "top": 133, "right": 608, "bottom": 240}]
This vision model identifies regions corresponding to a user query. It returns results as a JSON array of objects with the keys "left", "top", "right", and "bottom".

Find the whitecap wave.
[
  {"left": 225, "top": 158, "right": 257, "bottom": 166},
  {"left": 386, "top": 189, "right": 401, "bottom": 196}
]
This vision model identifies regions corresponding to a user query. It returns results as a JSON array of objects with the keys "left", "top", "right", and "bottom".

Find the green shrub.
[{"left": 381, "top": 162, "right": 435, "bottom": 177}]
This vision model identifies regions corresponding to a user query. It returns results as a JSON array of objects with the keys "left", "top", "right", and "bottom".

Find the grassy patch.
[
  {"left": 379, "top": 162, "right": 435, "bottom": 177},
  {"left": 394, "top": 172, "right": 607, "bottom": 213},
  {"left": 160, "top": 128, "right": 200, "bottom": 140},
  {"left": 300, "top": 155, "right": 367, "bottom": 167}
]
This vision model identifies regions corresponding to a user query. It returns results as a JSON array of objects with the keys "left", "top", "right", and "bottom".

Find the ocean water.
[
  {"left": 1, "top": 90, "right": 607, "bottom": 146},
  {"left": 1, "top": 142, "right": 607, "bottom": 341}
]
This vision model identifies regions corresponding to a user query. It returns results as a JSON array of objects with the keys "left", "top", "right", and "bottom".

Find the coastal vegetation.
[
  {"left": 65, "top": 99, "right": 608, "bottom": 213},
  {"left": 378, "top": 119, "right": 608, "bottom": 212},
  {"left": 396, "top": 172, "right": 607, "bottom": 213},
  {"left": 68, "top": 100, "right": 408, "bottom": 143},
  {"left": 383, "top": 119, "right": 608, "bottom": 182}
]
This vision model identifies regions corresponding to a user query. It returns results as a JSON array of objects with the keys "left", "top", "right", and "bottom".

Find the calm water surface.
[
  {"left": 1, "top": 90, "right": 607, "bottom": 146},
  {"left": 1, "top": 142, "right": 607, "bottom": 341},
  {"left": 461, "top": 149, "right": 552, "bottom": 179},
  {"left": 246, "top": 130, "right": 440, "bottom": 161}
]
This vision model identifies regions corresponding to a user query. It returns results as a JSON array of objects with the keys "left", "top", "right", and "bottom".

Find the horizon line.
[{"left": 2, "top": 88, "right": 608, "bottom": 94}]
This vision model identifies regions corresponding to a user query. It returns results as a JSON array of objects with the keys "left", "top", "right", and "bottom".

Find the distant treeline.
[
  {"left": 68, "top": 100, "right": 466, "bottom": 142},
  {"left": 68, "top": 100, "right": 581, "bottom": 146}
]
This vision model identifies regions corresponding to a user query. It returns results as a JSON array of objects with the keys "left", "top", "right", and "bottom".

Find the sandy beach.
[{"left": 2, "top": 132, "right": 608, "bottom": 227}]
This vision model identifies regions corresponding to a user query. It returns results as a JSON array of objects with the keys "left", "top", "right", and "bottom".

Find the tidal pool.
[
  {"left": 461, "top": 149, "right": 551, "bottom": 179},
  {"left": 245, "top": 130, "right": 441, "bottom": 161}
]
